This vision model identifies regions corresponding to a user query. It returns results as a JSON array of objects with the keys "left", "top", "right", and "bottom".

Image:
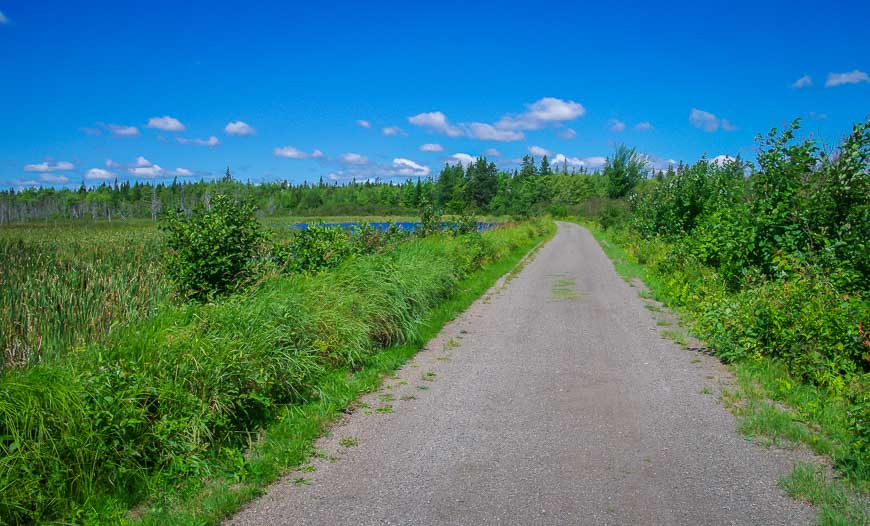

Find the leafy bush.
[
  {"left": 161, "top": 194, "right": 267, "bottom": 299},
  {"left": 418, "top": 199, "right": 442, "bottom": 237},
  {"left": 450, "top": 209, "right": 478, "bottom": 236},
  {"left": 279, "top": 224, "right": 354, "bottom": 273}
]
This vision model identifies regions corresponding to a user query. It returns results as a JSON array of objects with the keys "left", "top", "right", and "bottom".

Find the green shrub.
[
  {"left": 418, "top": 199, "right": 442, "bottom": 237},
  {"left": 278, "top": 224, "right": 354, "bottom": 273},
  {"left": 161, "top": 195, "right": 267, "bottom": 299}
]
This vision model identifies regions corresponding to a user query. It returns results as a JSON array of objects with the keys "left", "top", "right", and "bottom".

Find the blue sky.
[{"left": 1, "top": 0, "right": 868, "bottom": 189}]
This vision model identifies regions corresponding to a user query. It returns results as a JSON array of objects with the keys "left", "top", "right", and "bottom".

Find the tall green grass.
[
  {"left": 0, "top": 222, "right": 170, "bottom": 367},
  {"left": 0, "top": 220, "right": 551, "bottom": 524}
]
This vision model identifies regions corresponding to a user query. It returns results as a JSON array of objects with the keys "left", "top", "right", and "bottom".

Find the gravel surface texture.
[{"left": 228, "top": 222, "right": 814, "bottom": 525}]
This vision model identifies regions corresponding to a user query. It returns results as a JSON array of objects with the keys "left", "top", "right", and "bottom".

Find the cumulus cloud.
[
  {"left": 558, "top": 128, "right": 577, "bottom": 139},
  {"left": 85, "top": 168, "right": 115, "bottom": 180},
  {"left": 825, "top": 70, "right": 869, "bottom": 87},
  {"left": 382, "top": 126, "right": 406, "bottom": 136},
  {"left": 225, "top": 121, "right": 255, "bottom": 136},
  {"left": 449, "top": 153, "right": 476, "bottom": 166},
  {"left": 356, "top": 119, "right": 372, "bottom": 128},
  {"left": 274, "top": 146, "right": 318, "bottom": 159},
  {"left": 40, "top": 174, "right": 69, "bottom": 184},
  {"left": 24, "top": 161, "right": 75, "bottom": 172},
  {"left": 391, "top": 158, "right": 431, "bottom": 177},
  {"left": 130, "top": 164, "right": 163, "bottom": 178},
  {"left": 689, "top": 108, "right": 726, "bottom": 132},
  {"left": 791, "top": 74, "right": 813, "bottom": 88},
  {"left": 465, "top": 122, "right": 524, "bottom": 141},
  {"left": 528, "top": 145, "right": 550, "bottom": 157},
  {"left": 146, "top": 116, "right": 186, "bottom": 131},
  {"left": 174, "top": 168, "right": 194, "bottom": 176},
  {"left": 550, "top": 154, "right": 607, "bottom": 171},
  {"left": 177, "top": 135, "right": 220, "bottom": 147},
  {"left": 340, "top": 153, "right": 368, "bottom": 164},
  {"left": 409, "top": 97, "right": 585, "bottom": 143},
  {"left": 608, "top": 119, "right": 626, "bottom": 132},
  {"left": 635, "top": 121, "right": 654, "bottom": 131},
  {"left": 106, "top": 124, "right": 139, "bottom": 136},
  {"left": 495, "top": 97, "right": 586, "bottom": 131},
  {"left": 420, "top": 143, "right": 444, "bottom": 152},
  {"left": 408, "top": 111, "right": 463, "bottom": 137},
  {"left": 326, "top": 158, "right": 432, "bottom": 181},
  {"left": 484, "top": 148, "right": 501, "bottom": 157}
]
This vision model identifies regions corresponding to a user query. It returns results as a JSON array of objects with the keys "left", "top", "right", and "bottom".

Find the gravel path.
[{"left": 229, "top": 222, "right": 814, "bottom": 525}]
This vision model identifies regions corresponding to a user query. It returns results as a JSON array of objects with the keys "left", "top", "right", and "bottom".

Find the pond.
[{"left": 291, "top": 222, "right": 496, "bottom": 232}]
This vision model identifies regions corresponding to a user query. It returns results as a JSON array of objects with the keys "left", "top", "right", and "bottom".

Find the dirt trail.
[{"left": 229, "top": 222, "right": 813, "bottom": 525}]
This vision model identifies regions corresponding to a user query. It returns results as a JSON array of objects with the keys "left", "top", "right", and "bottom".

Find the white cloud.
[
  {"left": 551, "top": 153, "right": 607, "bottom": 170},
  {"left": 40, "top": 174, "right": 69, "bottom": 184},
  {"left": 382, "top": 126, "right": 405, "bottom": 136},
  {"left": 173, "top": 168, "right": 194, "bottom": 176},
  {"left": 420, "top": 143, "right": 444, "bottom": 152},
  {"left": 558, "top": 128, "right": 577, "bottom": 139},
  {"left": 106, "top": 159, "right": 120, "bottom": 168},
  {"left": 635, "top": 121, "right": 654, "bottom": 131},
  {"left": 0, "top": 11, "right": 8, "bottom": 24},
  {"left": 825, "top": 70, "right": 869, "bottom": 87},
  {"left": 24, "top": 161, "right": 75, "bottom": 172},
  {"left": 130, "top": 164, "right": 164, "bottom": 178},
  {"left": 86, "top": 168, "right": 115, "bottom": 180},
  {"left": 274, "top": 146, "right": 307, "bottom": 159},
  {"left": 449, "top": 153, "right": 476, "bottom": 167},
  {"left": 791, "top": 74, "right": 813, "bottom": 88},
  {"left": 135, "top": 156, "right": 152, "bottom": 167},
  {"left": 608, "top": 119, "right": 626, "bottom": 132},
  {"left": 495, "top": 97, "right": 586, "bottom": 131},
  {"left": 721, "top": 119, "right": 737, "bottom": 132},
  {"left": 391, "top": 158, "right": 431, "bottom": 177},
  {"left": 356, "top": 119, "right": 372, "bottom": 128},
  {"left": 146, "top": 116, "right": 186, "bottom": 132},
  {"left": 225, "top": 121, "right": 255, "bottom": 136},
  {"left": 177, "top": 135, "right": 220, "bottom": 147},
  {"left": 311, "top": 149, "right": 324, "bottom": 158},
  {"left": 465, "top": 122, "right": 524, "bottom": 141},
  {"left": 689, "top": 108, "right": 721, "bottom": 132},
  {"left": 484, "top": 148, "right": 501, "bottom": 157},
  {"left": 106, "top": 124, "right": 139, "bottom": 136},
  {"left": 408, "top": 111, "right": 463, "bottom": 137},
  {"left": 528, "top": 145, "right": 550, "bottom": 157},
  {"left": 341, "top": 153, "right": 368, "bottom": 164}
]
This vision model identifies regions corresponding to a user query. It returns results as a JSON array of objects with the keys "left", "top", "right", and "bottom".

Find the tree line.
[{"left": 0, "top": 153, "right": 653, "bottom": 222}]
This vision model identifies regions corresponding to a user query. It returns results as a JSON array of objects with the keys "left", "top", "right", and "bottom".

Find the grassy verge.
[
  {"left": 576, "top": 220, "right": 869, "bottom": 524},
  {"left": 135, "top": 221, "right": 555, "bottom": 525},
  {"left": 0, "top": 220, "right": 554, "bottom": 524}
]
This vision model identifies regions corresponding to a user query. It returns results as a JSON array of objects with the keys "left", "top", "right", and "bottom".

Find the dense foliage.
[
  {"left": 162, "top": 195, "right": 268, "bottom": 299},
  {"left": 0, "top": 220, "right": 551, "bottom": 523},
  {"left": 594, "top": 117, "right": 870, "bottom": 473}
]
